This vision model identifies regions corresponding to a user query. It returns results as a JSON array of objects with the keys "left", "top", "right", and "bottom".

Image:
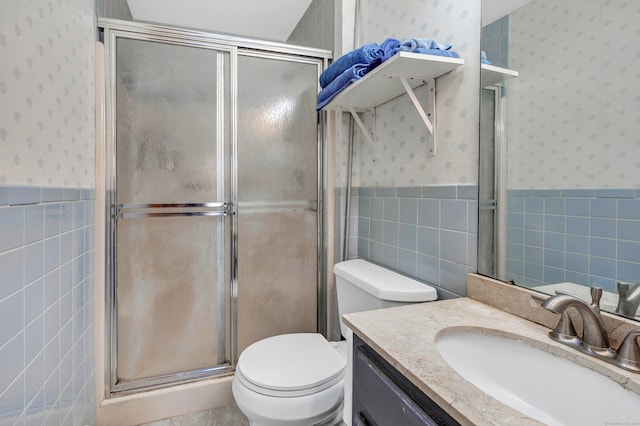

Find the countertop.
[{"left": 342, "top": 297, "right": 640, "bottom": 426}]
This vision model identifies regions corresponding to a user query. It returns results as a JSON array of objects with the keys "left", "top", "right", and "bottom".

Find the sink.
[{"left": 436, "top": 329, "right": 640, "bottom": 425}]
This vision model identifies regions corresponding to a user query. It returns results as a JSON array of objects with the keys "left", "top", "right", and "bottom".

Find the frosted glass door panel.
[
  {"left": 115, "top": 38, "right": 230, "bottom": 205},
  {"left": 236, "top": 54, "right": 319, "bottom": 353},
  {"left": 237, "top": 56, "right": 318, "bottom": 202},
  {"left": 237, "top": 211, "right": 318, "bottom": 354},
  {"left": 110, "top": 36, "right": 232, "bottom": 389},
  {"left": 116, "top": 216, "right": 230, "bottom": 381}
]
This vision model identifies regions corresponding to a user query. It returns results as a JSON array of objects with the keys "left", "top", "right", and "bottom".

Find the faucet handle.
[
  {"left": 617, "top": 282, "right": 631, "bottom": 298},
  {"left": 616, "top": 282, "right": 630, "bottom": 314},
  {"left": 550, "top": 311, "right": 578, "bottom": 342},
  {"left": 614, "top": 328, "right": 640, "bottom": 373},
  {"left": 590, "top": 287, "right": 602, "bottom": 309}
]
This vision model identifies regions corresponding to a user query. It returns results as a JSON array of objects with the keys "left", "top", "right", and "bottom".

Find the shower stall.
[{"left": 100, "top": 19, "right": 331, "bottom": 394}]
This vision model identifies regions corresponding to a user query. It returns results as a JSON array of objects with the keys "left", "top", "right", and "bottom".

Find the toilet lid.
[{"left": 237, "top": 333, "right": 346, "bottom": 395}]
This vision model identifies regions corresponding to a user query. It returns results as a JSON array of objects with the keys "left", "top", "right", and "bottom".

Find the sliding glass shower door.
[
  {"left": 102, "top": 21, "right": 329, "bottom": 395},
  {"left": 107, "top": 34, "right": 234, "bottom": 392},
  {"left": 236, "top": 52, "right": 321, "bottom": 354}
]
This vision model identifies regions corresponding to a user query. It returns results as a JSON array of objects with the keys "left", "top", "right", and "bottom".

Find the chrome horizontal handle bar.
[{"left": 113, "top": 202, "right": 234, "bottom": 219}]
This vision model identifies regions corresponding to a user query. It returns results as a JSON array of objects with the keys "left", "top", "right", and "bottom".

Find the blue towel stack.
[
  {"left": 319, "top": 43, "right": 384, "bottom": 89},
  {"left": 397, "top": 38, "right": 460, "bottom": 58},
  {"left": 397, "top": 38, "right": 451, "bottom": 52},
  {"left": 317, "top": 38, "right": 459, "bottom": 110},
  {"left": 317, "top": 63, "right": 373, "bottom": 110},
  {"left": 316, "top": 43, "right": 384, "bottom": 111},
  {"left": 412, "top": 48, "right": 460, "bottom": 59},
  {"left": 380, "top": 38, "right": 401, "bottom": 62}
]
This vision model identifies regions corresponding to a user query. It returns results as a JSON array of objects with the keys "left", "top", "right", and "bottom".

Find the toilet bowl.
[
  {"left": 233, "top": 333, "right": 347, "bottom": 426},
  {"left": 232, "top": 259, "right": 437, "bottom": 426}
]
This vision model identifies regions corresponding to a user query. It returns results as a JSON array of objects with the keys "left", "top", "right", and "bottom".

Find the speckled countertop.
[{"left": 342, "top": 298, "right": 640, "bottom": 426}]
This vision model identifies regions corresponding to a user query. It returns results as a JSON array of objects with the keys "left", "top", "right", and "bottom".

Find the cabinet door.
[{"left": 352, "top": 335, "right": 460, "bottom": 426}]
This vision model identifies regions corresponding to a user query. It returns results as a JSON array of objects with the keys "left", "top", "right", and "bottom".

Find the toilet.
[{"left": 232, "top": 259, "right": 438, "bottom": 426}]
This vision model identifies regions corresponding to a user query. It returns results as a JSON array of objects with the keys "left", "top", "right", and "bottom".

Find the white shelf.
[
  {"left": 481, "top": 63, "right": 518, "bottom": 88},
  {"left": 322, "top": 51, "right": 464, "bottom": 112}
]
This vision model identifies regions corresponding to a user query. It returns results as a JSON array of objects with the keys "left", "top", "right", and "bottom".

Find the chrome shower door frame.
[
  {"left": 236, "top": 48, "right": 328, "bottom": 339},
  {"left": 478, "top": 84, "right": 507, "bottom": 281},
  {"left": 100, "top": 18, "right": 332, "bottom": 396},
  {"left": 103, "top": 24, "right": 238, "bottom": 395}
]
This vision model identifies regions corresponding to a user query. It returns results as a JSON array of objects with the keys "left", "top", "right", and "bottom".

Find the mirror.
[{"left": 479, "top": 0, "right": 640, "bottom": 320}]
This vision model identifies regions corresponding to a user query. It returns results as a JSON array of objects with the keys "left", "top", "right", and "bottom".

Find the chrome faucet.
[
  {"left": 539, "top": 287, "right": 640, "bottom": 373},
  {"left": 615, "top": 329, "right": 640, "bottom": 373},
  {"left": 615, "top": 282, "right": 640, "bottom": 318},
  {"left": 541, "top": 287, "right": 612, "bottom": 356}
]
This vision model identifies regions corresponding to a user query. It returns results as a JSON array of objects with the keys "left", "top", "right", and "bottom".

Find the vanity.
[{"left": 343, "top": 274, "right": 640, "bottom": 426}]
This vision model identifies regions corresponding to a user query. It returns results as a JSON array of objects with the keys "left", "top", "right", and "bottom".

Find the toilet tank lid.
[{"left": 333, "top": 259, "right": 437, "bottom": 302}]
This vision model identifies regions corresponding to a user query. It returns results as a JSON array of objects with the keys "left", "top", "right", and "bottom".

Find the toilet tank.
[{"left": 333, "top": 259, "right": 437, "bottom": 337}]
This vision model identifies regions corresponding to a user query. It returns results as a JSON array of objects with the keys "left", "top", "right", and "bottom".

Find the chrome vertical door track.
[
  {"left": 229, "top": 41, "right": 239, "bottom": 368},
  {"left": 478, "top": 85, "right": 505, "bottom": 280},
  {"left": 216, "top": 49, "right": 230, "bottom": 365}
]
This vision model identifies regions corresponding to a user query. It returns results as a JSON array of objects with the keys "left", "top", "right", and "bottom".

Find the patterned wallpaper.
[
  {"left": 507, "top": 0, "right": 640, "bottom": 189},
  {"left": 335, "top": 0, "right": 481, "bottom": 187},
  {"left": 0, "top": 0, "right": 95, "bottom": 187}
]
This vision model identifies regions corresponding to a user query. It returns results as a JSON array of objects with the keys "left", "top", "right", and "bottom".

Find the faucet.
[
  {"left": 615, "top": 329, "right": 640, "bottom": 373},
  {"left": 542, "top": 287, "right": 612, "bottom": 355},
  {"left": 615, "top": 282, "right": 640, "bottom": 318},
  {"left": 539, "top": 286, "right": 640, "bottom": 373}
]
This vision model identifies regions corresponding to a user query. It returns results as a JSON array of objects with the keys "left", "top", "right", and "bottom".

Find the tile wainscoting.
[
  {"left": 347, "top": 184, "right": 478, "bottom": 299},
  {"left": 507, "top": 188, "right": 640, "bottom": 293},
  {"left": 0, "top": 185, "right": 96, "bottom": 425}
]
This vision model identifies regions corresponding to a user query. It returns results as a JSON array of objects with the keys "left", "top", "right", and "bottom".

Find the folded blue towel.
[
  {"left": 317, "top": 63, "right": 371, "bottom": 110},
  {"left": 380, "top": 38, "right": 401, "bottom": 62},
  {"left": 413, "top": 48, "right": 460, "bottom": 59},
  {"left": 319, "top": 43, "right": 384, "bottom": 89},
  {"left": 398, "top": 38, "right": 452, "bottom": 53},
  {"left": 481, "top": 50, "right": 491, "bottom": 65}
]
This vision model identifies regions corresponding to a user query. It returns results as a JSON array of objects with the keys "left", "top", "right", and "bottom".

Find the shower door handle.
[{"left": 113, "top": 202, "right": 235, "bottom": 219}]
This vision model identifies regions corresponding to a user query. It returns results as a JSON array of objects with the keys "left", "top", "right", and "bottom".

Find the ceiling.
[{"left": 127, "top": 0, "right": 315, "bottom": 41}]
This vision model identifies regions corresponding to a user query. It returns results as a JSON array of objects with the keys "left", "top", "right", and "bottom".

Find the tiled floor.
[
  {"left": 140, "top": 405, "right": 348, "bottom": 426},
  {"left": 140, "top": 405, "right": 249, "bottom": 426}
]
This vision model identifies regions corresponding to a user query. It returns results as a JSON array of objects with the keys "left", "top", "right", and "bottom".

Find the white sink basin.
[{"left": 436, "top": 329, "right": 640, "bottom": 425}]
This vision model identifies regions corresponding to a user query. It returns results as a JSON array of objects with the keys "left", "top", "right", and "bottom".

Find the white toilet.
[{"left": 232, "top": 259, "right": 438, "bottom": 426}]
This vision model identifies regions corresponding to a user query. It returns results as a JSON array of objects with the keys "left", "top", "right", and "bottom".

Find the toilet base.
[
  {"left": 248, "top": 409, "right": 343, "bottom": 426},
  {"left": 232, "top": 375, "right": 344, "bottom": 426}
]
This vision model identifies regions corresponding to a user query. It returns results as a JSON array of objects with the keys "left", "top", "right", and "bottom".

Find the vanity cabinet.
[{"left": 352, "top": 334, "right": 460, "bottom": 426}]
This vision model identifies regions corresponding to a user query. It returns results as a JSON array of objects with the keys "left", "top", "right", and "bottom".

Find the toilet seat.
[{"left": 236, "top": 333, "right": 347, "bottom": 398}]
